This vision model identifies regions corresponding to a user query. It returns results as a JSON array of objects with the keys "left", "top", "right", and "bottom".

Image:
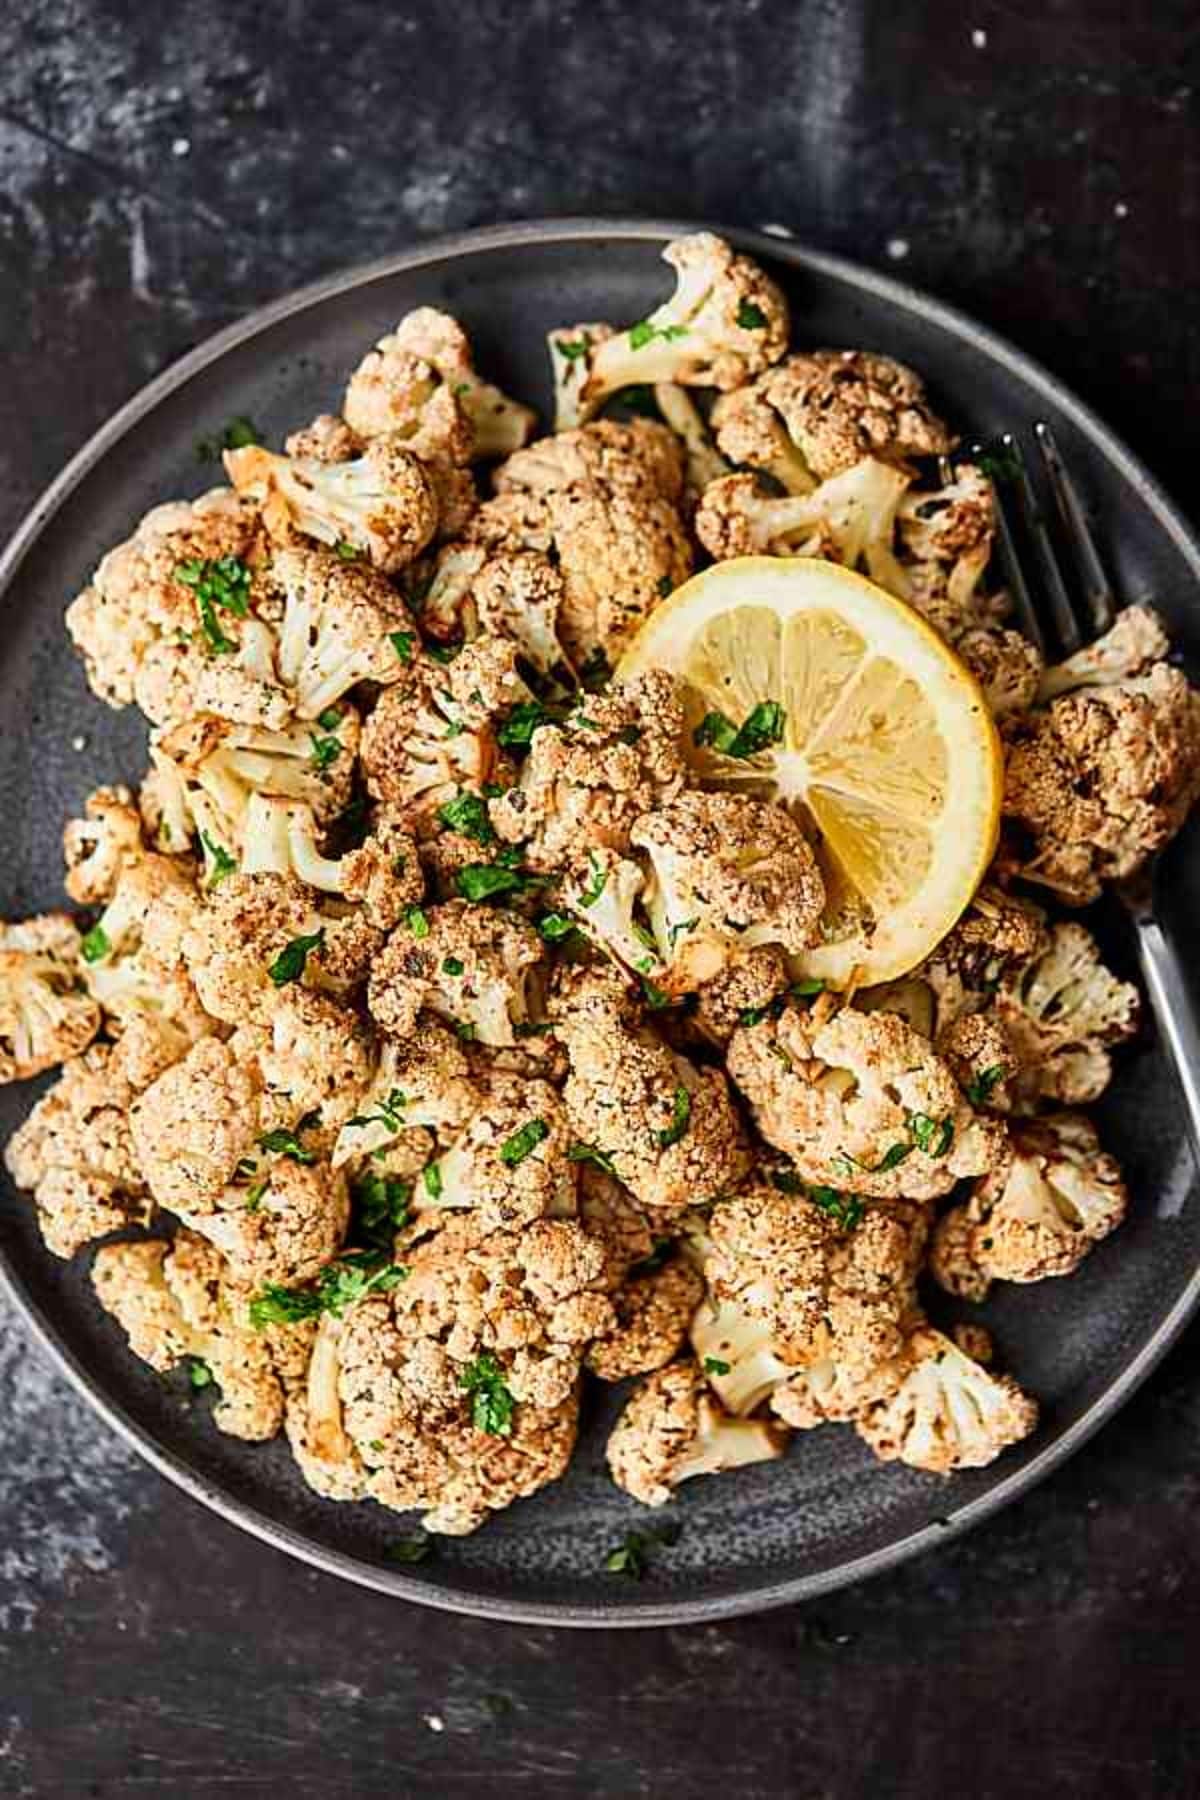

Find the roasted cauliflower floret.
[
  {"left": 688, "top": 1290, "right": 794, "bottom": 1416},
  {"left": 333, "top": 1017, "right": 477, "bottom": 1166},
  {"left": 361, "top": 307, "right": 536, "bottom": 460},
  {"left": 728, "top": 1002, "right": 1007, "bottom": 1200},
  {"left": 0, "top": 915, "right": 100, "bottom": 1083},
  {"left": 709, "top": 381, "right": 815, "bottom": 494},
  {"left": 4, "top": 1034, "right": 157, "bottom": 1256},
  {"left": 1037, "top": 604, "right": 1170, "bottom": 703},
  {"left": 694, "top": 461, "right": 911, "bottom": 598},
  {"left": 77, "top": 850, "right": 209, "bottom": 1044},
  {"left": 489, "top": 668, "right": 688, "bottom": 872},
  {"left": 62, "top": 785, "right": 146, "bottom": 904},
  {"left": 190, "top": 1154, "right": 350, "bottom": 1292},
  {"left": 342, "top": 337, "right": 474, "bottom": 464},
  {"left": 268, "top": 541, "right": 417, "bottom": 718},
  {"left": 995, "top": 922, "right": 1139, "bottom": 1109},
  {"left": 931, "top": 1111, "right": 1127, "bottom": 1299},
  {"left": 586, "top": 1258, "right": 704, "bottom": 1382},
  {"left": 416, "top": 1077, "right": 575, "bottom": 1232},
  {"left": 758, "top": 348, "right": 953, "bottom": 482},
  {"left": 629, "top": 791, "right": 825, "bottom": 984},
  {"left": 896, "top": 462, "right": 995, "bottom": 620},
  {"left": 553, "top": 967, "right": 751, "bottom": 1211},
  {"left": 92, "top": 1231, "right": 296, "bottom": 1440},
  {"left": 557, "top": 233, "right": 788, "bottom": 425},
  {"left": 957, "top": 627, "right": 1044, "bottom": 720},
  {"left": 225, "top": 436, "right": 436, "bottom": 574},
  {"left": 421, "top": 546, "right": 569, "bottom": 682},
  {"left": 706, "top": 1186, "right": 925, "bottom": 1383},
  {"left": 64, "top": 488, "right": 288, "bottom": 729},
  {"left": 917, "top": 882, "right": 1049, "bottom": 1032},
  {"left": 693, "top": 945, "right": 791, "bottom": 1045},
  {"left": 359, "top": 661, "right": 497, "bottom": 832},
  {"left": 255, "top": 987, "right": 375, "bottom": 1148},
  {"left": 367, "top": 899, "right": 543, "bottom": 1047},
  {"left": 606, "top": 1359, "right": 787, "bottom": 1507},
  {"left": 856, "top": 1325, "right": 1038, "bottom": 1474},
  {"left": 653, "top": 382, "right": 730, "bottom": 505},
  {"left": 1003, "top": 663, "right": 1200, "bottom": 903},
  {"left": 487, "top": 420, "right": 693, "bottom": 662},
  {"left": 129, "top": 1031, "right": 267, "bottom": 1214}
]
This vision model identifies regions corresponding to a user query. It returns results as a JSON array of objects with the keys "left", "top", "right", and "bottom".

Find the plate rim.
[{"left": 2, "top": 214, "right": 1198, "bottom": 1629}]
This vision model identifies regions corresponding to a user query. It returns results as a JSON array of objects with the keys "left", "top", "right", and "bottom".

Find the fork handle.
[{"left": 1133, "top": 913, "right": 1200, "bottom": 1175}]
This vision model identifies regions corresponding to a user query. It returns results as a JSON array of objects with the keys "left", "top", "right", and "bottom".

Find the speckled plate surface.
[{"left": 2, "top": 219, "right": 1198, "bottom": 1628}]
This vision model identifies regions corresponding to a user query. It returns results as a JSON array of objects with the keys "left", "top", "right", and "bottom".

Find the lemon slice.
[{"left": 616, "top": 557, "right": 1001, "bottom": 987}]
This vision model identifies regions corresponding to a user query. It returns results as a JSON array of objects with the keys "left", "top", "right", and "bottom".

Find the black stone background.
[{"left": 2, "top": 3, "right": 1199, "bottom": 1795}]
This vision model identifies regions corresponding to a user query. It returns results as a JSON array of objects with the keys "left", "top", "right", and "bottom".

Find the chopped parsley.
[
  {"left": 404, "top": 904, "right": 430, "bottom": 938},
  {"left": 345, "top": 1087, "right": 407, "bottom": 1135},
  {"left": 791, "top": 976, "right": 826, "bottom": 997},
  {"left": 195, "top": 415, "right": 261, "bottom": 461},
  {"left": 536, "top": 911, "right": 578, "bottom": 943},
  {"left": 736, "top": 299, "right": 769, "bottom": 330},
  {"left": 460, "top": 1352, "right": 515, "bottom": 1436},
  {"left": 656, "top": 574, "right": 673, "bottom": 598},
  {"left": 438, "top": 790, "right": 495, "bottom": 844},
  {"left": 567, "top": 1143, "right": 617, "bottom": 1175},
  {"left": 499, "top": 1118, "right": 549, "bottom": 1167},
  {"left": 316, "top": 706, "right": 342, "bottom": 731},
  {"left": 426, "top": 641, "right": 462, "bottom": 666},
  {"left": 385, "top": 1534, "right": 433, "bottom": 1565},
  {"left": 175, "top": 555, "right": 253, "bottom": 654},
  {"left": 249, "top": 1250, "right": 407, "bottom": 1328},
  {"left": 605, "top": 1520, "right": 681, "bottom": 1579},
  {"left": 267, "top": 928, "right": 324, "bottom": 986},
  {"left": 335, "top": 539, "right": 360, "bottom": 560},
  {"left": 693, "top": 699, "right": 786, "bottom": 759},
  {"left": 908, "top": 1112, "right": 955, "bottom": 1158},
  {"left": 555, "top": 335, "right": 591, "bottom": 361},
  {"left": 188, "top": 1358, "right": 214, "bottom": 1389},
  {"left": 628, "top": 319, "right": 689, "bottom": 350},
  {"left": 654, "top": 1084, "right": 692, "bottom": 1149},
  {"left": 351, "top": 1174, "right": 412, "bottom": 1250},
  {"left": 577, "top": 851, "right": 608, "bottom": 909},
  {"left": 807, "top": 1184, "right": 865, "bottom": 1231},
  {"left": 257, "top": 1124, "right": 317, "bottom": 1165},
  {"left": 456, "top": 859, "right": 549, "bottom": 904},
  {"left": 422, "top": 1161, "right": 444, "bottom": 1200},
  {"left": 442, "top": 955, "right": 464, "bottom": 976},
  {"left": 309, "top": 731, "right": 342, "bottom": 773},
  {"left": 80, "top": 924, "right": 110, "bottom": 964},
  {"left": 389, "top": 628, "right": 415, "bottom": 663},
  {"left": 966, "top": 1064, "right": 1007, "bottom": 1106},
  {"left": 244, "top": 1176, "right": 269, "bottom": 1211},
  {"left": 975, "top": 447, "right": 1022, "bottom": 484},
  {"left": 497, "top": 699, "right": 560, "bottom": 749},
  {"left": 704, "top": 1356, "right": 731, "bottom": 1376},
  {"left": 872, "top": 1142, "right": 914, "bottom": 1173},
  {"left": 200, "top": 832, "right": 237, "bottom": 885}
]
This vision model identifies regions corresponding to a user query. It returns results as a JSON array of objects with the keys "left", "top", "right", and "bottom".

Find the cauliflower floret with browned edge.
[
  {"left": 707, "top": 1186, "right": 926, "bottom": 1379},
  {"left": 359, "top": 661, "right": 498, "bottom": 834},
  {"left": 709, "top": 381, "right": 815, "bottom": 494},
  {"left": 342, "top": 338, "right": 475, "bottom": 464},
  {"left": 957, "top": 627, "right": 1044, "bottom": 720},
  {"left": 586, "top": 1258, "right": 704, "bottom": 1381},
  {"left": 693, "top": 945, "right": 791, "bottom": 1045},
  {"left": 607, "top": 1359, "right": 787, "bottom": 1507},
  {"left": 0, "top": 915, "right": 100, "bottom": 1083},
  {"left": 368, "top": 899, "right": 543, "bottom": 1047},
  {"left": 284, "top": 413, "right": 363, "bottom": 464},
  {"left": 629, "top": 791, "right": 825, "bottom": 985},
  {"left": 78, "top": 850, "right": 210, "bottom": 1045},
  {"left": 255, "top": 987, "right": 376, "bottom": 1151},
  {"left": 64, "top": 488, "right": 290, "bottom": 729},
  {"left": 995, "top": 921, "right": 1139, "bottom": 1109},
  {"left": 92, "top": 1231, "right": 299, "bottom": 1440},
  {"left": 932, "top": 1111, "right": 1128, "bottom": 1300},
  {"left": 62, "top": 785, "right": 147, "bottom": 904},
  {"left": 695, "top": 461, "right": 912, "bottom": 599},
  {"left": 757, "top": 348, "right": 953, "bottom": 483},
  {"left": 181, "top": 871, "right": 377, "bottom": 1025},
  {"left": 856, "top": 1325, "right": 1038, "bottom": 1474},
  {"left": 334, "top": 1017, "right": 478, "bottom": 1166},
  {"left": 4, "top": 1033, "right": 161, "bottom": 1256},
  {"left": 558, "top": 234, "right": 789, "bottom": 425},
  {"left": 489, "top": 669, "right": 688, "bottom": 873},
  {"left": 365, "top": 306, "right": 537, "bottom": 460},
  {"left": 421, "top": 546, "right": 570, "bottom": 682},
  {"left": 239, "top": 793, "right": 420, "bottom": 929},
  {"left": 1002, "top": 663, "right": 1200, "bottom": 903},
  {"left": 726, "top": 1001, "right": 1007, "bottom": 1200},
  {"left": 936, "top": 1012, "right": 1019, "bottom": 1111},
  {"left": 129, "top": 1031, "right": 268, "bottom": 1213},
  {"left": 688, "top": 1290, "right": 794, "bottom": 1416},
  {"left": 1037, "top": 604, "right": 1170, "bottom": 704},
  {"left": 487, "top": 420, "right": 693, "bottom": 662},
  {"left": 553, "top": 967, "right": 751, "bottom": 1212},
  {"left": 416, "top": 1077, "right": 576, "bottom": 1232},
  {"left": 187, "top": 1154, "right": 350, "bottom": 1292},
  {"left": 897, "top": 463, "right": 995, "bottom": 615},
  {"left": 267, "top": 541, "right": 418, "bottom": 719},
  {"left": 575, "top": 1163, "right": 660, "bottom": 1286},
  {"left": 225, "top": 436, "right": 436, "bottom": 574},
  {"left": 917, "top": 882, "right": 1049, "bottom": 1033}
]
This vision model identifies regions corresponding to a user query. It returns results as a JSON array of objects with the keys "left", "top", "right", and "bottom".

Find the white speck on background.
[
  {"left": 128, "top": 201, "right": 152, "bottom": 304},
  {"left": 70, "top": 733, "right": 86, "bottom": 752},
  {"left": 426, "top": 1714, "right": 445, "bottom": 1733},
  {"left": 1114, "top": 201, "right": 1129, "bottom": 218},
  {"left": 759, "top": 221, "right": 795, "bottom": 238},
  {"left": 886, "top": 237, "right": 910, "bottom": 260},
  {"left": 171, "top": 137, "right": 190, "bottom": 157},
  {"left": 1156, "top": 1142, "right": 1193, "bottom": 1219},
  {"left": 971, "top": 27, "right": 988, "bottom": 48}
]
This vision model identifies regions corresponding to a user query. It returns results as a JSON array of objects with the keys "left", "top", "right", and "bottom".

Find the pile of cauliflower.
[{"left": 2, "top": 232, "right": 1197, "bottom": 1544}]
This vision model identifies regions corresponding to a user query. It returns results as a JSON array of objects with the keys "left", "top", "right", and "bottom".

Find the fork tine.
[
  {"left": 970, "top": 443, "right": 1047, "bottom": 656},
  {"left": 998, "top": 431, "right": 1084, "bottom": 654},
  {"left": 1033, "top": 421, "right": 1117, "bottom": 637}
]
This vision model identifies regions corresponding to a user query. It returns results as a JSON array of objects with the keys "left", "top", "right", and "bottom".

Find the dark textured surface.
[{"left": 2, "top": 1, "right": 1200, "bottom": 1793}]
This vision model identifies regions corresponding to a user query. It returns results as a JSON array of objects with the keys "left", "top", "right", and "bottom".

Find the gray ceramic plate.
[{"left": 2, "top": 219, "right": 1198, "bottom": 1628}]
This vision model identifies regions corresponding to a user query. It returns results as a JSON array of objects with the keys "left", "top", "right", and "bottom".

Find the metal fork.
[{"left": 976, "top": 423, "right": 1200, "bottom": 1177}]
